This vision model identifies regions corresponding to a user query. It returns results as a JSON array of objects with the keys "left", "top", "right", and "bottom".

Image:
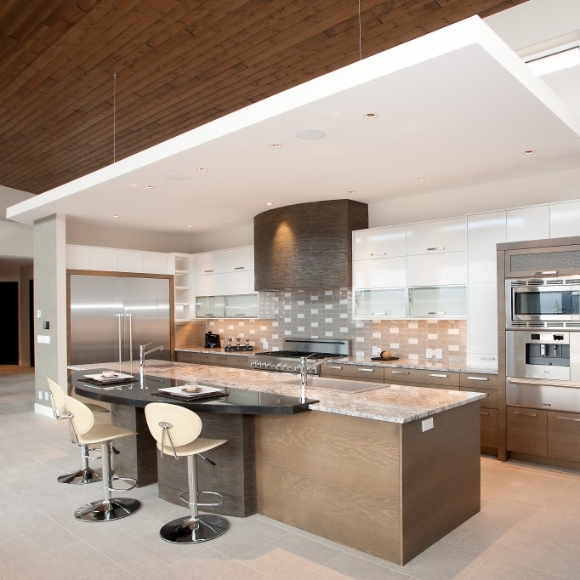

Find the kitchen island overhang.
[{"left": 69, "top": 362, "right": 485, "bottom": 566}]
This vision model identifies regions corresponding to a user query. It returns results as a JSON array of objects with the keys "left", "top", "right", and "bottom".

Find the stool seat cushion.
[{"left": 77, "top": 423, "right": 137, "bottom": 446}]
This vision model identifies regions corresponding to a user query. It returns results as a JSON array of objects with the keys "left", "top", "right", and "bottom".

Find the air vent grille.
[{"left": 510, "top": 250, "right": 580, "bottom": 273}]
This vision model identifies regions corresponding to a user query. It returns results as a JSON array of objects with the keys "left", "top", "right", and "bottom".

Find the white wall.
[
  {"left": 369, "top": 166, "right": 580, "bottom": 228},
  {"left": 187, "top": 222, "right": 254, "bottom": 253},
  {"left": 66, "top": 218, "right": 192, "bottom": 253}
]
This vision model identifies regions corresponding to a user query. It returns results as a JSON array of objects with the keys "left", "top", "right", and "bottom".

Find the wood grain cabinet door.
[
  {"left": 548, "top": 411, "right": 580, "bottom": 462},
  {"left": 479, "top": 408, "right": 498, "bottom": 449},
  {"left": 507, "top": 407, "right": 547, "bottom": 456}
]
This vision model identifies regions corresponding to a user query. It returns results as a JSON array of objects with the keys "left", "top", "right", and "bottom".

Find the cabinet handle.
[
  {"left": 370, "top": 252, "right": 387, "bottom": 257},
  {"left": 427, "top": 247, "right": 445, "bottom": 251},
  {"left": 466, "top": 376, "right": 489, "bottom": 381},
  {"left": 514, "top": 410, "right": 537, "bottom": 417},
  {"left": 533, "top": 270, "right": 557, "bottom": 276},
  {"left": 233, "top": 314, "right": 245, "bottom": 317},
  {"left": 234, "top": 266, "right": 245, "bottom": 270},
  {"left": 480, "top": 411, "right": 489, "bottom": 416},
  {"left": 429, "top": 373, "right": 448, "bottom": 378},
  {"left": 556, "top": 416, "right": 580, "bottom": 422},
  {"left": 328, "top": 365, "right": 343, "bottom": 370},
  {"left": 428, "top": 312, "right": 446, "bottom": 315},
  {"left": 371, "top": 312, "right": 387, "bottom": 315},
  {"left": 480, "top": 357, "right": 496, "bottom": 361},
  {"left": 357, "top": 368, "right": 374, "bottom": 372},
  {"left": 391, "top": 370, "right": 410, "bottom": 375},
  {"left": 204, "top": 269, "right": 214, "bottom": 273}
]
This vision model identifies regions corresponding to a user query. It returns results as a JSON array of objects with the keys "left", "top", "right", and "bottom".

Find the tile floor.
[{"left": 2, "top": 369, "right": 580, "bottom": 579}]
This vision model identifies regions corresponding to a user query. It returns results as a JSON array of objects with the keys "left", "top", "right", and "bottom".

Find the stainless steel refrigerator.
[{"left": 69, "top": 274, "right": 172, "bottom": 367}]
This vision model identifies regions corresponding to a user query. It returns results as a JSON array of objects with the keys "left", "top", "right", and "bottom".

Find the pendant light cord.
[
  {"left": 358, "top": 0, "right": 362, "bottom": 60},
  {"left": 113, "top": 71, "right": 117, "bottom": 163}
]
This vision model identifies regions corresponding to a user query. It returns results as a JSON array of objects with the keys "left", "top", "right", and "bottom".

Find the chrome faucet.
[
  {"left": 299, "top": 355, "right": 331, "bottom": 401},
  {"left": 139, "top": 343, "right": 164, "bottom": 369}
]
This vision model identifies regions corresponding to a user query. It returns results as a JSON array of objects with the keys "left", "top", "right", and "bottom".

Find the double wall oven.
[{"left": 506, "top": 276, "right": 580, "bottom": 413}]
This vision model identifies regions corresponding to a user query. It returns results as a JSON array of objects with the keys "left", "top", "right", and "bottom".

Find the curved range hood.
[{"left": 254, "top": 199, "right": 368, "bottom": 290}]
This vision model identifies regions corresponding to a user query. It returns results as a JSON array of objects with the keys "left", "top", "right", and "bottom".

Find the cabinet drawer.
[
  {"left": 459, "top": 372, "right": 498, "bottom": 390},
  {"left": 384, "top": 367, "right": 459, "bottom": 388},
  {"left": 507, "top": 407, "right": 547, "bottom": 456},
  {"left": 548, "top": 411, "right": 580, "bottom": 462},
  {"left": 322, "top": 363, "right": 385, "bottom": 382},
  {"left": 459, "top": 387, "right": 497, "bottom": 408},
  {"left": 217, "top": 355, "right": 250, "bottom": 369},
  {"left": 413, "top": 382, "right": 459, "bottom": 391},
  {"left": 480, "top": 408, "right": 499, "bottom": 449},
  {"left": 175, "top": 351, "right": 212, "bottom": 364}
]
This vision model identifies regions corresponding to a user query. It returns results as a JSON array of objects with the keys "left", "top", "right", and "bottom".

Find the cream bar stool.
[
  {"left": 145, "top": 402, "right": 229, "bottom": 543},
  {"left": 66, "top": 395, "right": 140, "bottom": 522},
  {"left": 47, "top": 377, "right": 108, "bottom": 485}
]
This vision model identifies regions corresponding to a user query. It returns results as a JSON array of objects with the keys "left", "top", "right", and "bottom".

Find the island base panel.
[
  {"left": 157, "top": 412, "right": 257, "bottom": 518},
  {"left": 111, "top": 404, "right": 158, "bottom": 487},
  {"left": 256, "top": 411, "right": 403, "bottom": 563},
  {"left": 255, "top": 403, "right": 481, "bottom": 566}
]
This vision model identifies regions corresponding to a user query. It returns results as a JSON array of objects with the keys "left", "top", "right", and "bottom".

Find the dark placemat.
[
  {"left": 152, "top": 390, "right": 228, "bottom": 403},
  {"left": 370, "top": 356, "right": 400, "bottom": 361}
]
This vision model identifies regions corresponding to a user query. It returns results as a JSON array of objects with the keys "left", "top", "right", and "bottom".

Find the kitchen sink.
[{"left": 286, "top": 375, "right": 386, "bottom": 394}]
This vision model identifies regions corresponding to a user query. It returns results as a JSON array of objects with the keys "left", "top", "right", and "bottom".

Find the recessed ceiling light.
[
  {"left": 197, "top": 167, "right": 208, "bottom": 172},
  {"left": 223, "top": 217, "right": 229, "bottom": 221},
  {"left": 112, "top": 214, "right": 120, "bottom": 218},
  {"left": 144, "top": 185, "right": 155, "bottom": 189},
  {"left": 363, "top": 113, "right": 378, "bottom": 119},
  {"left": 295, "top": 128, "right": 326, "bottom": 140},
  {"left": 346, "top": 190, "right": 356, "bottom": 195},
  {"left": 186, "top": 225, "right": 192, "bottom": 228},
  {"left": 524, "top": 150, "right": 535, "bottom": 155},
  {"left": 269, "top": 143, "right": 282, "bottom": 148},
  {"left": 265, "top": 202, "right": 273, "bottom": 206},
  {"left": 166, "top": 173, "right": 191, "bottom": 180},
  {"left": 415, "top": 177, "right": 426, "bottom": 182}
]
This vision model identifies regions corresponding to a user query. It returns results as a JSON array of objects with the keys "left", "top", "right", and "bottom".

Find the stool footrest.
[
  {"left": 58, "top": 466, "right": 102, "bottom": 485},
  {"left": 109, "top": 476, "right": 138, "bottom": 492},
  {"left": 179, "top": 490, "right": 225, "bottom": 508}
]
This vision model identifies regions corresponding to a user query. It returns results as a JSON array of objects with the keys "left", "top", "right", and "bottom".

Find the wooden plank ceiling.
[{"left": 0, "top": 0, "right": 527, "bottom": 195}]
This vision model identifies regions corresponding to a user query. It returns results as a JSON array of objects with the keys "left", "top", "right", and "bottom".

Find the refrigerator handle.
[
  {"left": 127, "top": 313, "right": 133, "bottom": 366},
  {"left": 116, "top": 314, "right": 122, "bottom": 368}
]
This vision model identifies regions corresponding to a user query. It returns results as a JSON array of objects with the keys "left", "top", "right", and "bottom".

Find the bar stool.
[
  {"left": 65, "top": 395, "right": 141, "bottom": 522},
  {"left": 47, "top": 377, "right": 108, "bottom": 485},
  {"left": 144, "top": 402, "right": 229, "bottom": 543}
]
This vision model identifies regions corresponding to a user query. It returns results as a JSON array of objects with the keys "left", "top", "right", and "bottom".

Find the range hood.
[{"left": 254, "top": 199, "right": 368, "bottom": 290}]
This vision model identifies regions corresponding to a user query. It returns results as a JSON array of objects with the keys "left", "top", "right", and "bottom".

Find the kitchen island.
[{"left": 71, "top": 361, "right": 485, "bottom": 565}]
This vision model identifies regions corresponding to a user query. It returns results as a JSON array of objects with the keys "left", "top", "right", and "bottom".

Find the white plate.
[
  {"left": 83, "top": 372, "right": 134, "bottom": 383},
  {"left": 159, "top": 385, "right": 224, "bottom": 398}
]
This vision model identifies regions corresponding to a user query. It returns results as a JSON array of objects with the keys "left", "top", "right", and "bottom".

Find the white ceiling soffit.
[{"left": 7, "top": 16, "right": 580, "bottom": 234}]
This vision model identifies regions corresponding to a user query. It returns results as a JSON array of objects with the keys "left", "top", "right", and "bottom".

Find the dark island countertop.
[{"left": 70, "top": 368, "right": 318, "bottom": 415}]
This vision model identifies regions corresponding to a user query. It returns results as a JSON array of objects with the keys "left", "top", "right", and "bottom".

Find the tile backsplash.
[{"left": 178, "top": 288, "right": 467, "bottom": 363}]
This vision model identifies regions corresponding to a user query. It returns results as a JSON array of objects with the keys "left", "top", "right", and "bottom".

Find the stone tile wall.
[{"left": 182, "top": 288, "right": 467, "bottom": 364}]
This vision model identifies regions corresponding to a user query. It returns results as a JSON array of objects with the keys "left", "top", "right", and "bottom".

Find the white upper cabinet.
[
  {"left": 549, "top": 200, "right": 580, "bottom": 239},
  {"left": 89, "top": 247, "right": 118, "bottom": 271},
  {"left": 406, "top": 217, "right": 466, "bottom": 255},
  {"left": 352, "top": 226, "right": 406, "bottom": 260},
  {"left": 193, "top": 251, "right": 225, "bottom": 276},
  {"left": 467, "top": 211, "right": 506, "bottom": 249},
  {"left": 66, "top": 245, "right": 91, "bottom": 270},
  {"left": 506, "top": 206, "right": 549, "bottom": 243},
  {"left": 143, "top": 252, "right": 171, "bottom": 275},
  {"left": 406, "top": 252, "right": 467, "bottom": 286},
  {"left": 222, "top": 246, "right": 254, "bottom": 272},
  {"left": 117, "top": 249, "right": 144, "bottom": 273},
  {"left": 352, "top": 256, "right": 406, "bottom": 289}
]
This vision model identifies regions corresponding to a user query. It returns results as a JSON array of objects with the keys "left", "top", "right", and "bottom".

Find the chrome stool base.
[
  {"left": 58, "top": 466, "right": 101, "bottom": 485},
  {"left": 159, "top": 514, "right": 229, "bottom": 543},
  {"left": 74, "top": 498, "right": 141, "bottom": 522}
]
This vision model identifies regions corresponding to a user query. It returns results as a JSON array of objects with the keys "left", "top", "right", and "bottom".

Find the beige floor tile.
[{"left": 4, "top": 371, "right": 580, "bottom": 580}]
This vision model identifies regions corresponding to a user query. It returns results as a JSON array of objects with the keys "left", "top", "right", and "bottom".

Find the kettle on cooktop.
[{"left": 204, "top": 331, "right": 220, "bottom": 348}]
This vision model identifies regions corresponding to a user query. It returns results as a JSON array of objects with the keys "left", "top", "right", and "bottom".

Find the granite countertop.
[
  {"left": 74, "top": 360, "right": 486, "bottom": 424},
  {"left": 175, "top": 347, "right": 497, "bottom": 374}
]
